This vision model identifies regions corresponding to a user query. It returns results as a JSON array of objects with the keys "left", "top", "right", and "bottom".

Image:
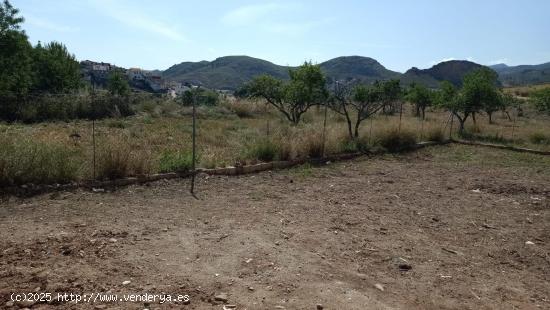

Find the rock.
[
  {"left": 109, "top": 238, "right": 117, "bottom": 243},
  {"left": 16, "top": 299, "right": 35, "bottom": 307},
  {"left": 94, "top": 305, "right": 107, "bottom": 309},
  {"left": 316, "top": 304, "right": 324, "bottom": 310},
  {"left": 5, "top": 301, "right": 14, "bottom": 307},
  {"left": 374, "top": 283, "right": 384, "bottom": 291},
  {"left": 393, "top": 257, "right": 412, "bottom": 271},
  {"left": 223, "top": 305, "right": 237, "bottom": 310},
  {"left": 214, "top": 293, "right": 228, "bottom": 302},
  {"left": 275, "top": 306, "right": 286, "bottom": 309},
  {"left": 525, "top": 241, "right": 535, "bottom": 245},
  {"left": 248, "top": 286, "right": 254, "bottom": 291},
  {"left": 399, "top": 263, "right": 412, "bottom": 271},
  {"left": 122, "top": 280, "right": 131, "bottom": 285}
]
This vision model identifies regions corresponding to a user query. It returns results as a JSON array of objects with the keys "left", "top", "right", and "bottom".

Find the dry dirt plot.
[{"left": 1, "top": 144, "right": 549, "bottom": 310}]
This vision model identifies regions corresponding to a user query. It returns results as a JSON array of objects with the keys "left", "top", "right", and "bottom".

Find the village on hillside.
[{"left": 80, "top": 60, "right": 195, "bottom": 98}]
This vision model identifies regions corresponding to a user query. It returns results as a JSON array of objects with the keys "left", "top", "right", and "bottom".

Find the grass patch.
[
  {"left": 425, "top": 128, "right": 445, "bottom": 142},
  {"left": 529, "top": 132, "right": 550, "bottom": 145},
  {"left": 158, "top": 150, "right": 194, "bottom": 173},
  {"left": 376, "top": 129, "right": 417, "bottom": 152},
  {"left": 0, "top": 138, "right": 80, "bottom": 186},
  {"left": 459, "top": 131, "right": 513, "bottom": 145},
  {"left": 289, "top": 163, "right": 313, "bottom": 178},
  {"left": 246, "top": 138, "right": 279, "bottom": 162}
]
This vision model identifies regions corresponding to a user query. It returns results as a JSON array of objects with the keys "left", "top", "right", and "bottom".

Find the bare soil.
[{"left": 1, "top": 144, "right": 549, "bottom": 310}]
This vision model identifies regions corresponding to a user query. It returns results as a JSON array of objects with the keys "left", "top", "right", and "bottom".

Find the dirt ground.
[{"left": 1, "top": 144, "right": 549, "bottom": 310}]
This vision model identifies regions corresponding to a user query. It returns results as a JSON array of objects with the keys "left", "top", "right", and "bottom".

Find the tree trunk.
[
  {"left": 472, "top": 112, "right": 477, "bottom": 125},
  {"left": 345, "top": 117, "right": 353, "bottom": 140},
  {"left": 354, "top": 118, "right": 361, "bottom": 138},
  {"left": 488, "top": 111, "right": 493, "bottom": 124},
  {"left": 421, "top": 106, "right": 426, "bottom": 120}
]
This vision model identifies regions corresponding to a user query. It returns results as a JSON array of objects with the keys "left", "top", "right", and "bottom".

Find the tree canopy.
[
  {"left": 246, "top": 62, "right": 328, "bottom": 124},
  {"left": 405, "top": 83, "right": 435, "bottom": 120}
]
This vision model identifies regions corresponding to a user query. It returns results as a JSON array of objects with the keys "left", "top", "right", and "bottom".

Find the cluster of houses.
[{"left": 80, "top": 60, "right": 191, "bottom": 98}]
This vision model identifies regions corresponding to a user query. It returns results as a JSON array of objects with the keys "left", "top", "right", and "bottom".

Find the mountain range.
[
  {"left": 159, "top": 56, "right": 550, "bottom": 90},
  {"left": 490, "top": 62, "right": 550, "bottom": 86}
]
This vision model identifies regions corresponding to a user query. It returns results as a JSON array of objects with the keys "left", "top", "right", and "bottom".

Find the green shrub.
[
  {"left": 0, "top": 138, "right": 80, "bottom": 186},
  {"left": 96, "top": 144, "right": 131, "bottom": 180},
  {"left": 376, "top": 129, "right": 417, "bottom": 152},
  {"left": 425, "top": 128, "right": 445, "bottom": 142},
  {"left": 340, "top": 137, "right": 369, "bottom": 153},
  {"left": 158, "top": 150, "right": 194, "bottom": 173},
  {"left": 105, "top": 119, "right": 128, "bottom": 129},
  {"left": 247, "top": 139, "right": 278, "bottom": 162},
  {"left": 459, "top": 131, "right": 511, "bottom": 145},
  {"left": 531, "top": 88, "right": 550, "bottom": 114},
  {"left": 529, "top": 132, "right": 550, "bottom": 145},
  {"left": 230, "top": 102, "right": 255, "bottom": 118}
]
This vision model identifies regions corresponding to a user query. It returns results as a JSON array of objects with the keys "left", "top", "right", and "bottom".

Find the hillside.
[
  {"left": 319, "top": 56, "right": 401, "bottom": 84},
  {"left": 162, "top": 55, "right": 401, "bottom": 90},
  {"left": 491, "top": 62, "right": 550, "bottom": 86},
  {"left": 162, "top": 56, "right": 289, "bottom": 90},
  {"left": 401, "top": 60, "right": 486, "bottom": 88}
]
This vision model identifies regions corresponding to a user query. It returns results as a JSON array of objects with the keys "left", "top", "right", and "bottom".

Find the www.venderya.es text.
[{"left": 11, "top": 292, "right": 190, "bottom": 304}]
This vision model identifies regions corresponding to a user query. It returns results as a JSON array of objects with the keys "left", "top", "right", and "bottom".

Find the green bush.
[
  {"left": 0, "top": 138, "right": 80, "bottom": 186},
  {"left": 158, "top": 150, "right": 194, "bottom": 173},
  {"left": 425, "top": 128, "right": 445, "bottom": 142},
  {"left": 531, "top": 88, "right": 550, "bottom": 114},
  {"left": 376, "top": 129, "right": 417, "bottom": 152},
  {"left": 529, "top": 132, "right": 550, "bottom": 145},
  {"left": 340, "top": 137, "right": 369, "bottom": 153},
  {"left": 246, "top": 139, "right": 279, "bottom": 162},
  {"left": 96, "top": 144, "right": 131, "bottom": 180}
]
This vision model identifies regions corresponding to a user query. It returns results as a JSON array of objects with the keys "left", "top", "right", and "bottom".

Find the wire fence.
[{"left": 0, "top": 92, "right": 547, "bottom": 191}]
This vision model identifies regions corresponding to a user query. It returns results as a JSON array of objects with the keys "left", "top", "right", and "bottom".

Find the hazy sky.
[{"left": 12, "top": 0, "right": 550, "bottom": 72}]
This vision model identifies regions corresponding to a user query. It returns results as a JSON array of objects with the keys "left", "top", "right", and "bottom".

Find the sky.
[{"left": 12, "top": 0, "right": 550, "bottom": 72}]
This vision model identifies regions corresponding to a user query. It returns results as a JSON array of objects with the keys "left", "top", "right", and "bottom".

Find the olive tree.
[
  {"left": 531, "top": 88, "right": 550, "bottom": 115},
  {"left": 405, "top": 82, "right": 435, "bottom": 120},
  {"left": 329, "top": 79, "right": 401, "bottom": 139},
  {"left": 246, "top": 62, "right": 328, "bottom": 125},
  {"left": 438, "top": 68, "right": 501, "bottom": 132}
]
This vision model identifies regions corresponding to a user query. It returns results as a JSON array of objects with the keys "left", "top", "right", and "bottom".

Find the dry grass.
[{"left": 1, "top": 100, "right": 549, "bottom": 185}]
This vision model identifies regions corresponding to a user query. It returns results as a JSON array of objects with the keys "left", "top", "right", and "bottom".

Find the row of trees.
[
  {"left": 0, "top": 1, "right": 81, "bottom": 98},
  {"left": 244, "top": 63, "right": 521, "bottom": 139},
  {"left": 0, "top": 0, "right": 135, "bottom": 122}
]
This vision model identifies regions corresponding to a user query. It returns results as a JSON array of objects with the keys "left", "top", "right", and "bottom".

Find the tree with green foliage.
[
  {"left": 107, "top": 71, "right": 130, "bottom": 97},
  {"left": 500, "top": 92, "right": 521, "bottom": 120},
  {"left": 438, "top": 68, "right": 501, "bottom": 132},
  {"left": 437, "top": 81, "right": 467, "bottom": 132},
  {"left": 378, "top": 79, "right": 402, "bottom": 115},
  {"left": 0, "top": 0, "right": 22, "bottom": 34},
  {"left": 462, "top": 68, "right": 501, "bottom": 124},
  {"left": 180, "top": 87, "right": 219, "bottom": 106},
  {"left": 531, "top": 88, "right": 550, "bottom": 115},
  {"left": 0, "top": 0, "right": 34, "bottom": 120},
  {"left": 405, "top": 83, "right": 434, "bottom": 120},
  {"left": 247, "top": 62, "right": 328, "bottom": 125},
  {"left": 329, "top": 80, "right": 400, "bottom": 139},
  {"left": 32, "top": 41, "right": 81, "bottom": 93}
]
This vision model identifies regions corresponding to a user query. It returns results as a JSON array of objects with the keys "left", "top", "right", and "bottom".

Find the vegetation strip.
[
  {"left": 451, "top": 139, "right": 550, "bottom": 155},
  {"left": 0, "top": 141, "right": 448, "bottom": 196}
]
